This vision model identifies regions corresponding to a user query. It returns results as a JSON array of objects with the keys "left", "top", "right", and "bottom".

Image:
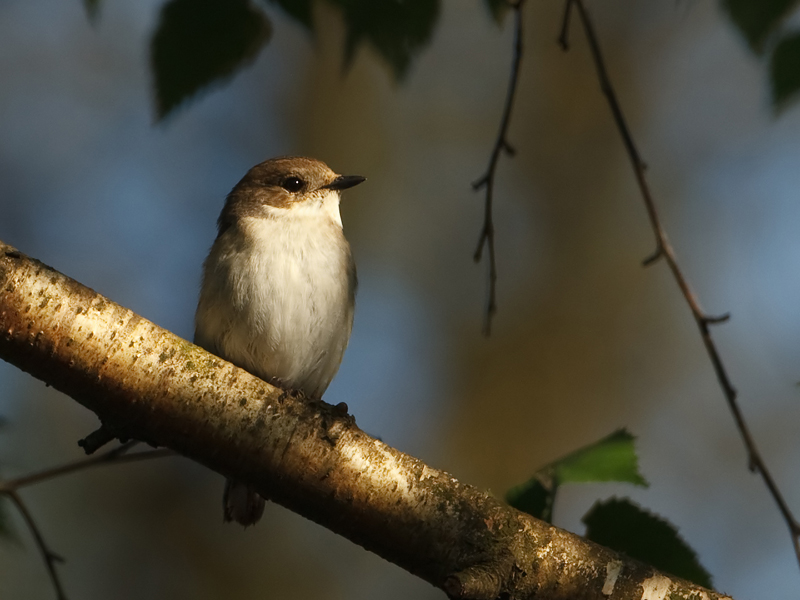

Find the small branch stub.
[
  {"left": 443, "top": 564, "right": 505, "bottom": 600},
  {"left": 78, "top": 424, "right": 125, "bottom": 454}
]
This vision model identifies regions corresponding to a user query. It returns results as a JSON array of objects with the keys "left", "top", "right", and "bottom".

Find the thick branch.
[{"left": 0, "top": 240, "right": 730, "bottom": 600}]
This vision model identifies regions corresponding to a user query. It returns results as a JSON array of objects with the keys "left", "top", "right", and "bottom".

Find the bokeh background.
[{"left": 1, "top": 0, "right": 800, "bottom": 598}]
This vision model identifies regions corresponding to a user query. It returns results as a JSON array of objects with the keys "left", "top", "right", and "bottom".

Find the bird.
[{"left": 194, "top": 156, "right": 364, "bottom": 526}]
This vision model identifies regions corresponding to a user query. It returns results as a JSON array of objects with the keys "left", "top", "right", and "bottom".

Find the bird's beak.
[{"left": 323, "top": 175, "right": 366, "bottom": 191}]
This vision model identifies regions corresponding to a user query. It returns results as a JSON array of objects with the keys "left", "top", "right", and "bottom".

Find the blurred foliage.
[
  {"left": 146, "top": 0, "right": 439, "bottom": 119},
  {"left": 82, "top": 0, "right": 101, "bottom": 22},
  {"left": 507, "top": 432, "right": 711, "bottom": 587},
  {"left": 79, "top": 0, "right": 800, "bottom": 119},
  {"left": 770, "top": 32, "right": 800, "bottom": 109},
  {"left": 329, "top": 0, "right": 439, "bottom": 79},
  {"left": 583, "top": 498, "right": 713, "bottom": 589},
  {"left": 721, "top": 0, "right": 800, "bottom": 108},
  {"left": 266, "top": 0, "right": 440, "bottom": 76},
  {"left": 269, "top": 0, "right": 314, "bottom": 29},
  {"left": 506, "top": 429, "right": 647, "bottom": 523},
  {"left": 484, "top": 0, "right": 511, "bottom": 23},
  {"left": 721, "top": 0, "right": 797, "bottom": 50},
  {"left": 150, "top": 0, "right": 272, "bottom": 120}
]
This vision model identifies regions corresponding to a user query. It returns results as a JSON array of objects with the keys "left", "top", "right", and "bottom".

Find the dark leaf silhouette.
[
  {"left": 583, "top": 498, "right": 712, "bottom": 589},
  {"left": 770, "top": 31, "right": 800, "bottom": 109},
  {"left": 506, "top": 478, "right": 552, "bottom": 522},
  {"left": 151, "top": 0, "right": 272, "bottom": 120},
  {"left": 83, "top": 0, "right": 102, "bottom": 22},
  {"left": 329, "top": 0, "right": 440, "bottom": 79},
  {"left": 267, "top": 0, "right": 314, "bottom": 29},
  {"left": 721, "top": 0, "right": 798, "bottom": 51},
  {"left": 484, "top": 0, "right": 511, "bottom": 23}
]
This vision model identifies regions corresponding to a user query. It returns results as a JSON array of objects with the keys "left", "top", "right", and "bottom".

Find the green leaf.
[
  {"left": 721, "top": 0, "right": 799, "bottom": 52},
  {"left": 267, "top": 0, "right": 314, "bottom": 29},
  {"left": 328, "top": 0, "right": 440, "bottom": 80},
  {"left": 150, "top": 0, "right": 272, "bottom": 120},
  {"left": 583, "top": 498, "right": 712, "bottom": 589},
  {"left": 83, "top": 0, "right": 102, "bottom": 23},
  {"left": 555, "top": 429, "right": 648, "bottom": 486},
  {"left": 484, "top": 0, "right": 511, "bottom": 23},
  {"left": 506, "top": 429, "right": 647, "bottom": 523},
  {"left": 506, "top": 478, "right": 553, "bottom": 522},
  {"left": 770, "top": 31, "right": 800, "bottom": 109}
]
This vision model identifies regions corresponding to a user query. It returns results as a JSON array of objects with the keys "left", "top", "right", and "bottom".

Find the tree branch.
[
  {"left": 558, "top": 0, "right": 800, "bottom": 569},
  {"left": 473, "top": 0, "right": 526, "bottom": 336},
  {"left": 0, "top": 240, "right": 732, "bottom": 600}
]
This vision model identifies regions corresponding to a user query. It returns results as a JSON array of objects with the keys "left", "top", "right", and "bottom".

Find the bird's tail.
[{"left": 223, "top": 479, "right": 265, "bottom": 527}]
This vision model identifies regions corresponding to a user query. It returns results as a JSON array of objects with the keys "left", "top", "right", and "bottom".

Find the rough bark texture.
[{"left": 0, "top": 239, "right": 732, "bottom": 600}]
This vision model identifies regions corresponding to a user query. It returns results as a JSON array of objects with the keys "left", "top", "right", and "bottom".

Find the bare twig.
[
  {"left": 473, "top": 0, "right": 526, "bottom": 336},
  {"left": 0, "top": 443, "right": 173, "bottom": 599},
  {"left": 7, "top": 491, "right": 67, "bottom": 600},
  {"left": 559, "top": 0, "right": 800, "bottom": 568},
  {"left": 0, "top": 443, "right": 173, "bottom": 492}
]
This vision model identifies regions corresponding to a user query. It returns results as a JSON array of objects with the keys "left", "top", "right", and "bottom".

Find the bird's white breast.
[{"left": 195, "top": 196, "right": 355, "bottom": 399}]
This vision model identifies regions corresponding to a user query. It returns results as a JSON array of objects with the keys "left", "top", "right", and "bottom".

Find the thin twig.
[
  {"left": 0, "top": 444, "right": 173, "bottom": 492},
  {"left": 473, "top": 0, "right": 526, "bottom": 336},
  {"left": 559, "top": 0, "right": 800, "bottom": 568},
  {"left": 557, "top": 0, "right": 574, "bottom": 50},
  {"left": 0, "top": 443, "right": 174, "bottom": 599},
  {"left": 7, "top": 491, "right": 67, "bottom": 600}
]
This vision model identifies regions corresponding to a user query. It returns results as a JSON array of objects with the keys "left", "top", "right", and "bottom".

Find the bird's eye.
[{"left": 280, "top": 176, "right": 304, "bottom": 193}]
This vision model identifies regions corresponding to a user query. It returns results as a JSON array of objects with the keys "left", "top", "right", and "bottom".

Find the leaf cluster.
[
  {"left": 722, "top": 0, "right": 800, "bottom": 109},
  {"left": 123, "top": 0, "right": 439, "bottom": 120},
  {"left": 83, "top": 0, "right": 800, "bottom": 119},
  {"left": 506, "top": 430, "right": 712, "bottom": 589}
]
